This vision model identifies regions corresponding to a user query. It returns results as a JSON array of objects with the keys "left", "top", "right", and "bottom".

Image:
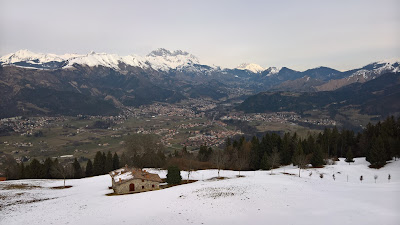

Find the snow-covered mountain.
[
  {"left": 315, "top": 60, "right": 400, "bottom": 91},
  {"left": 0, "top": 48, "right": 201, "bottom": 72},
  {"left": 264, "top": 66, "right": 282, "bottom": 76},
  {"left": 0, "top": 49, "right": 398, "bottom": 118},
  {"left": 0, "top": 49, "right": 81, "bottom": 64},
  {"left": 236, "top": 63, "right": 264, "bottom": 73}
]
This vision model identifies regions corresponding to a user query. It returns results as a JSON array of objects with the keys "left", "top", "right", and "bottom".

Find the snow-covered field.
[{"left": 1, "top": 158, "right": 399, "bottom": 225}]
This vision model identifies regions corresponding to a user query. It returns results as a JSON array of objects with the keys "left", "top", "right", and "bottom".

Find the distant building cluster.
[{"left": 220, "top": 112, "right": 337, "bottom": 127}]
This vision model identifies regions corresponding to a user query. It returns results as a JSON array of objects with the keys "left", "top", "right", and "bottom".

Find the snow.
[
  {"left": 0, "top": 49, "right": 82, "bottom": 65},
  {"left": 0, "top": 157, "right": 399, "bottom": 225},
  {"left": 0, "top": 49, "right": 200, "bottom": 72},
  {"left": 236, "top": 63, "right": 265, "bottom": 73},
  {"left": 264, "top": 66, "right": 282, "bottom": 76}
]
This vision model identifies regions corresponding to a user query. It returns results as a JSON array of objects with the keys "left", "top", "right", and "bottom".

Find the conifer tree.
[
  {"left": 166, "top": 166, "right": 182, "bottom": 185},
  {"left": 112, "top": 152, "right": 120, "bottom": 170},
  {"left": 93, "top": 151, "right": 104, "bottom": 176},
  {"left": 29, "top": 158, "right": 44, "bottom": 179},
  {"left": 43, "top": 157, "right": 53, "bottom": 178},
  {"left": 369, "top": 136, "right": 387, "bottom": 168},
  {"left": 52, "top": 158, "right": 60, "bottom": 179},
  {"left": 73, "top": 158, "right": 82, "bottom": 179},
  {"left": 345, "top": 147, "right": 354, "bottom": 164},
  {"left": 280, "top": 133, "right": 292, "bottom": 165},
  {"left": 311, "top": 145, "right": 324, "bottom": 168},
  {"left": 249, "top": 136, "right": 260, "bottom": 170},
  {"left": 101, "top": 152, "right": 107, "bottom": 173},
  {"left": 260, "top": 152, "right": 269, "bottom": 170},
  {"left": 105, "top": 151, "right": 113, "bottom": 173},
  {"left": 120, "top": 152, "right": 129, "bottom": 167},
  {"left": 292, "top": 142, "right": 304, "bottom": 166},
  {"left": 85, "top": 159, "right": 93, "bottom": 177}
]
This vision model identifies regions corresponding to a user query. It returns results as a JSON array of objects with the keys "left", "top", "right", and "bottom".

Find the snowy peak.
[
  {"left": 236, "top": 63, "right": 264, "bottom": 73},
  {"left": 0, "top": 49, "right": 201, "bottom": 71},
  {"left": 264, "top": 67, "right": 282, "bottom": 76},
  {"left": 145, "top": 48, "right": 200, "bottom": 71},
  {"left": 0, "top": 49, "right": 80, "bottom": 64},
  {"left": 65, "top": 52, "right": 126, "bottom": 70}
]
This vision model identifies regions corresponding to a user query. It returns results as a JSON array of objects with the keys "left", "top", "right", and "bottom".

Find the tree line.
[
  {"left": 165, "top": 116, "right": 400, "bottom": 174},
  {"left": 4, "top": 116, "right": 399, "bottom": 180},
  {"left": 5, "top": 151, "right": 122, "bottom": 180}
]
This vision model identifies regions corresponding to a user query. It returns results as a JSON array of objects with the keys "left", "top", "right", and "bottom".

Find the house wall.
[{"left": 113, "top": 179, "right": 160, "bottom": 194}]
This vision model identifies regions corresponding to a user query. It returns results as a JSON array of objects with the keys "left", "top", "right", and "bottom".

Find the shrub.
[{"left": 166, "top": 166, "right": 182, "bottom": 185}]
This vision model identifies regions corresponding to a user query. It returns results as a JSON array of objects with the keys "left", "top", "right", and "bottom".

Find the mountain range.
[{"left": 0, "top": 49, "right": 399, "bottom": 118}]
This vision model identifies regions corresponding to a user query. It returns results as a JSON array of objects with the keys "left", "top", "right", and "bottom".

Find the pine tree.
[
  {"left": 101, "top": 152, "right": 107, "bottom": 174},
  {"left": 345, "top": 147, "right": 354, "bottom": 164},
  {"left": 166, "top": 166, "right": 182, "bottom": 185},
  {"left": 249, "top": 136, "right": 260, "bottom": 170},
  {"left": 43, "top": 157, "right": 53, "bottom": 178},
  {"left": 311, "top": 145, "right": 324, "bottom": 168},
  {"left": 105, "top": 151, "right": 113, "bottom": 173},
  {"left": 369, "top": 136, "right": 387, "bottom": 168},
  {"left": 197, "top": 145, "right": 213, "bottom": 162},
  {"left": 280, "top": 133, "right": 292, "bottom": 165},
  {"left": 292, "top": 142, "right": 304, "bottom": 166},
  {"left": 112, "top": 152, "right": 120, "bottom": 170},
  {"left": 52, "top": 158, "right": 60, "bottom": 179},
  {"left": 93, "top": 151, "right": 104, "bottom": 176},
  {"left": 73, "top": 158, "right": 82, "bottom": 179},
  {"left": 259, "top": 152, "right": 268, "bottom": 170},
  {"left": 85, "top": 159, "right": 93, "bottom": 177},
  {"left": 29, "top": 158, "right": 44, "bottom": 179},
  {"left": 120, "top": 152, "right": 129, "bottom": 167}
]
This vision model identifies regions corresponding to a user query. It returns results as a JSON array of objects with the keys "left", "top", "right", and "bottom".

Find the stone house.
[{"left": 109, "top": 167, "right": 162, "bottom": 194}]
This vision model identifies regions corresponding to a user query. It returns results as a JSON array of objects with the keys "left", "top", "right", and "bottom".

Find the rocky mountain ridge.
[{"left": 0, "top": 49, "right": 399, "bottom": 118}]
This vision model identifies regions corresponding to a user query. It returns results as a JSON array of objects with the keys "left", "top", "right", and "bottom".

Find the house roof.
[{"left": 110, "top": 167, "right": 162, "bottom": 183}]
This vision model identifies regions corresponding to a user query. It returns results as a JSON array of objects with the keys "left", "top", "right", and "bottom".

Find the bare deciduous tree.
[
  {"left": 212, "top": 149, "right": 228, "bottom": 178},
  {"left": 268, "top": 148, "right": 280, "bottom": 175},
  {"left": 51, "top": 163, "right": 72, "bottom": 188},
  {"left": 296, "top": 154, "right": 308, "bottom": 177},
  {"left": 184, "top": 153, "right": 194, "bottom": 182},
  {"left": 124, "top": 134, "right": 164, "bottom": 168},
  {"left": 236, "top": 141, "right": 251, "bottom": 176}
]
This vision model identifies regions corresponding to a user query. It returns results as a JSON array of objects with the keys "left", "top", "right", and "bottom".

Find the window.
[
  {"left": 142, "top": 179, "right": 144, "bottom": 182},
  {"left": 142, "top": 186, "right": 144, "bottom": 189},
  {"left": 152, "top": 184, "right": 154, "bottom": 188}
]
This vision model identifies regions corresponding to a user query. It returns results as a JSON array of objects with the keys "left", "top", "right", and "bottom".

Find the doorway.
[{"left": 129, "top": 183, "right": 135, "bottom": 192}]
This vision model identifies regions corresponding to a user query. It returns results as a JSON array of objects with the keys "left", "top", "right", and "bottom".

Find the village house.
[{"left": 109, "top": 167, "right": 162, "bottom": 194}]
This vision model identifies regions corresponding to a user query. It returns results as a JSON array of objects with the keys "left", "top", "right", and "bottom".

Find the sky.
[{"left": 0, "top": 0, "right": 399, "bottom": 71}]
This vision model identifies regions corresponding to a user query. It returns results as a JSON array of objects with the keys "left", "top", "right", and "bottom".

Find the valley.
[
  {"left": 0, "top": 97, "right": 344, "bottom": 170},
  {"left": 0, "top": 49, "right": 399, "bottom": 175}
]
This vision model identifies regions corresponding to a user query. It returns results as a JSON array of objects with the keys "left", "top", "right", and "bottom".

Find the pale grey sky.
[{"left": 1, "top": 0, "right": 399, "bottom": 71}]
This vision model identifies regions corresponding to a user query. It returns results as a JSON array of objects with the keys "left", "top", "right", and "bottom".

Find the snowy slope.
[{"left": 0, "top": 158, "right": 399, "bottom": 225}]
